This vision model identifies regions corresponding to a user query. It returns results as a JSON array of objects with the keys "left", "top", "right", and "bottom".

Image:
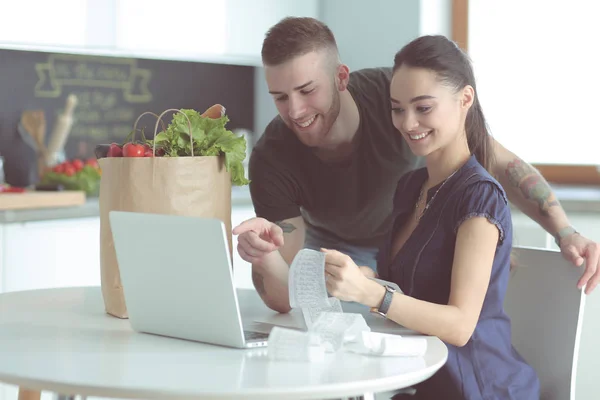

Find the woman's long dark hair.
[{"left": 393, "top": 35, "right": 494, "bottom": 172}]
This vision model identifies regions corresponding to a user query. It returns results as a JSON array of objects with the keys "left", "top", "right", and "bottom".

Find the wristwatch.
[
  {"left": 554, "top": 225, "right": 579, "bottom": 247},
  {"left": 370, "top": 285, "right": 396, "bottom": 318}
]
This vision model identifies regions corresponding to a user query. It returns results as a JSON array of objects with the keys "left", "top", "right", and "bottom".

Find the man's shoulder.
[
  {"left": 348, "top": 67, "right": 394, "bottom": 115},
  {"left": 350, "top": 67, "right": 392, "bottom": 92},
  {"left": 350, "top": 67, "right": 393, "bottom": 81}
]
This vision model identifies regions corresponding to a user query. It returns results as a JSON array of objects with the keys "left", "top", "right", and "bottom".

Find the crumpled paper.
[{"left": 267, "top": 312, "right": 427, "bottom": 362}]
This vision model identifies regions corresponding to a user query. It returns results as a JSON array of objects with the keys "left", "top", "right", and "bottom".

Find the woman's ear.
[
  {"left": 336, "top": 64, "right": 350, "bottom": 91},
  {"left": 461, "top": 85, "right": 475, "bottom": 110}
]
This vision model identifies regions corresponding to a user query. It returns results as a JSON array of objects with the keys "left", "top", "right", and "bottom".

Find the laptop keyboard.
[{"left": 244, "top": 330, "right": 269, "bottom": 341}]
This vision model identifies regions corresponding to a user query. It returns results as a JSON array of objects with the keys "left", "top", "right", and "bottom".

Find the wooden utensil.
[
  {"left": 20, "top": 109, "right": 49, "bottom": 177},
  {"left": 47, "top": 94, "right": 78, "bottom": 166}
]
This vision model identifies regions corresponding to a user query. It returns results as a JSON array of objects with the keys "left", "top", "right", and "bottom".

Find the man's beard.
[
  {"left": 289, "top": 87, "right": 341, "bottom": 147},
  {"left": 321, "top": 88, "right": 341, "bottom": 140}
]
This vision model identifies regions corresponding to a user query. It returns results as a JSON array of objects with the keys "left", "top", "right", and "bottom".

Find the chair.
[{"left": 504, "top": 246, "right": 586, "bottom": 400}]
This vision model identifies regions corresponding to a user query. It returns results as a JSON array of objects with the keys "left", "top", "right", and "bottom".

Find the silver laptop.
[{"left": 109, "top": 211, "right": 269, "bottom": 349}]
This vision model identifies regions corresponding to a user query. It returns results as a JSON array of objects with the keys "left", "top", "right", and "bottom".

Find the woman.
[{"left": 323, "top": 35, "right": 539, "bottom": 399}]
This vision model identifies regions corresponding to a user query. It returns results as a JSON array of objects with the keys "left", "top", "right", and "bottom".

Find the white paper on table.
[
  {"left": 302, "top": 297, "right": 343, "bottom": 329},
  {"left": 288, "top": 249, "right": 330, "bottom": 309},
  {"left": 267, "top": 249, "right": 424, "bottom": 362},
  {"left": 344, "top": 331, "right": 428, "bottom": 357},
  {"left": 309, "top": 312, "right": 370, "bottom": 352},
  {"left": 253, "top": 310, "right": 306, "bottom": 331},
  {"left": 267, "top": 326, "right": 325, "bottom": 362}
]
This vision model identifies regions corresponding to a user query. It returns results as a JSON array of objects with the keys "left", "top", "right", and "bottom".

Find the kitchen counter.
[
  {"left": 551, "top": 185, "right": 600, "bottom": 213},
  {"left": 507, "top": 185, "right": 600, "bottom": 214},
  {"left": 0, "top": 186, "right": 254, "bottom": 224},
  {"left": 1, "top": 184, "right": 598, "bottom": 224}
]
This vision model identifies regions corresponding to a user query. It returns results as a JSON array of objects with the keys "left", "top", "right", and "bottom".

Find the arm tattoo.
[
  {"left": 252, "top": 270, "right": 266, "bottom": 295},
  {"left": 275, "top": 221, "right": 297, "bottom": 233},
  {"left": 505, "top": 158, "right": 560, "bottom": 217}
]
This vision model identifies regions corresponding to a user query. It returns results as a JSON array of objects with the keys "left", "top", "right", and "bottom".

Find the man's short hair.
[{"left": 261, "top": 17, "right": 339, "bottom": 66}]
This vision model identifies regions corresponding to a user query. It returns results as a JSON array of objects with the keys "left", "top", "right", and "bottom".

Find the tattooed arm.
[
  {"left": 492, "top": 140, "right": 569, "bottom": 234},
  {"left": 492, "top": 139, "right": 600, "bottom": 293},
  {"left": 235, "top": 216, "right": 306, "bottom": 313}
]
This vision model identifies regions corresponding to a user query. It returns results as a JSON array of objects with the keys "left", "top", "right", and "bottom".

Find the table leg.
[
  {"left": 55, "top": 395, "right": 86, "bottom": 400},
  {"left": 17, "top": 389, "right": 41, "bottom": 400},
  {"left": 335, "top": 393, "right": 375, "bottom": 400}
]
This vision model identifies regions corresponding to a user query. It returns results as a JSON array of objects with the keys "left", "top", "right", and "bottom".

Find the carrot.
[{"left": 201, "top": 104, "right": 226, "bottom": 119}]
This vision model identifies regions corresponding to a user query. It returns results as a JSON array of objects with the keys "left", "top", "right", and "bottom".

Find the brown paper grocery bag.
[
  {"left": 98, "top": 156, "right": 232, "bottom": 318},
  {"left": 98, "top": 109, "right": 234, "bottom": 318}
]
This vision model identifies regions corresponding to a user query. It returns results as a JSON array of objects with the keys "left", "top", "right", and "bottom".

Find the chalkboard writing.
[{"left": 0, "top": 48, "right": 254, "bottom": 186}]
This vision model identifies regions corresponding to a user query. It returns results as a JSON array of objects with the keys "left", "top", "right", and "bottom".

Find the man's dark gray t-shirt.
[{"left": 249, "top": 67, "right": 422, "bottom": 250}]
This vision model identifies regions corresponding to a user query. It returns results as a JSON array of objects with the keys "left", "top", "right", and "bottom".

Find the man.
[{"left": 233, "top": 17, "right": 600, "bottom": 313}]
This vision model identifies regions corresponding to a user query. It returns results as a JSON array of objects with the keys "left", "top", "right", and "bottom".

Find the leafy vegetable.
[
  {"left": 148, "top": 109, "right": 250, "bottom": 186},
  {"left": 41, "top": 165, "right": 102, "bottom": 196}
]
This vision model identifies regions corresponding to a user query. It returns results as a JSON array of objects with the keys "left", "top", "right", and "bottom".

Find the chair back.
[{"left": 505, "top": 246, "right": 586, "bottom": 400}]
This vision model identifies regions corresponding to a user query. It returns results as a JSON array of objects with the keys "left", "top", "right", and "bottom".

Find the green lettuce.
[{"left": 149, "top": 109, "right": 250, "bottom": 186}]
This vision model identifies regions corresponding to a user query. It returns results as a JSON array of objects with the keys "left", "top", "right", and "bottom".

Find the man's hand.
[
  {"left": 559, "top": 233, "right": 600, "bottom": 294},
  {"left": 232, "top": 217, "right": 284, "bottom": 264}
]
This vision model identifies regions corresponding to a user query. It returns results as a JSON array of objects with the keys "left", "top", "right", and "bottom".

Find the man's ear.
[
  {"left": 461, "top": 85, "right": 475, "bottom": 110},
  {"left": 336, "top": 64, "right": 350, "bottom": 91}
]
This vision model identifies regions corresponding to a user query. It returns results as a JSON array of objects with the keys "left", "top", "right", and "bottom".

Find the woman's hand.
[
  {"left": 322, "top": 248, "right": 380, "bottom": 304},
  {"left": 359, "top": 266, "right": 377, "bottom": 279}
]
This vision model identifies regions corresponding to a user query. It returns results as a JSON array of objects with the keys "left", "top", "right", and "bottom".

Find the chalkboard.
[{"left": 0, "top": 48, "right": 255, "bottom": 186}]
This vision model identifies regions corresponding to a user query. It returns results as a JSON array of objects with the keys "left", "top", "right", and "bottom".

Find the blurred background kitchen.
[{"left": 0, "top": 0, "right": 599, "bottom": 399}]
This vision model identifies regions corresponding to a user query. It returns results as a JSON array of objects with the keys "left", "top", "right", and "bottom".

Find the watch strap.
[{"left": 377, "top": 285, "right": 395, "bottom": 316}]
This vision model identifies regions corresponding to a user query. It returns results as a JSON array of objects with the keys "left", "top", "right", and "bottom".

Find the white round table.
[{"left": 0, "top": 287, "right": 447, "bottom": 400}]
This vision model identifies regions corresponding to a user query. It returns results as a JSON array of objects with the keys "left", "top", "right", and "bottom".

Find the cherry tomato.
[
  {"left": 107, "top": 143, "right": 123, "bottom": 157},
  {"left": 0, "top": 185, "right": 25, "bottom": 193},
  {"left": 63, "top": 165, "right": 76, "bottom": 176},
  {"left": 123, "top": 143, "right": 145, "bottom": 157},
  {"left": 72, "top": 159, "right": 84, "bottom": 171}
]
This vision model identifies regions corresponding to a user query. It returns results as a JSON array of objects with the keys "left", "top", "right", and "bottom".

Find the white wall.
[{"left": 319, "top": 0, "right": 420, "bottom": 71}]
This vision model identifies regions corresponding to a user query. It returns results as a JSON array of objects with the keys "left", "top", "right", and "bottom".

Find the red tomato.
[
  {"left": 107, "top": 143, "right": 123, "bottom": 157},
  {"left": 53, "top": 164, "right": 65, "bottom": 174},
  {"left": 0, "top": 185, "right": 25, "bottom": 193},
  {"left": 144, "top": 149, "right": 154, "bottom": 157},
  {"left": 72, "top": 159, "right": 84, "bottom": 171},
  {"left": 123, "top": 143, "right": 145, "bottom": 157},
  {"left": 85, "top": 158, "right": 99, "bottom": 168},
  {"left": 63, "top": 165, "right": 76, "bottom": 176}
]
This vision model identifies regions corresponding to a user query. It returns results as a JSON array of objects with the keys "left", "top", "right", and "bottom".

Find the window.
[
  {"left": 0, "top": 0, "right": 87, "bottom": 48},
  {"left": 114, "top": 0, "right": 227, "bottom": 56},
  {"left": 468, "top": 0, "right": 600, "bottom": 167}
]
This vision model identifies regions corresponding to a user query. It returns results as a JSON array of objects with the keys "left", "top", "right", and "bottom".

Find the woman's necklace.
[{"left": 415, "top": 169, "right": 459, "bottom": 221}]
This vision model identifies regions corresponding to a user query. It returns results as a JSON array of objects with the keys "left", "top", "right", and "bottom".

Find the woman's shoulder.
[
  {"left": 450, "top": 157, "right": 512, "bottom": 243},
  {"left": 455, "top": 156, "right": 508, "bottom": 204}
]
